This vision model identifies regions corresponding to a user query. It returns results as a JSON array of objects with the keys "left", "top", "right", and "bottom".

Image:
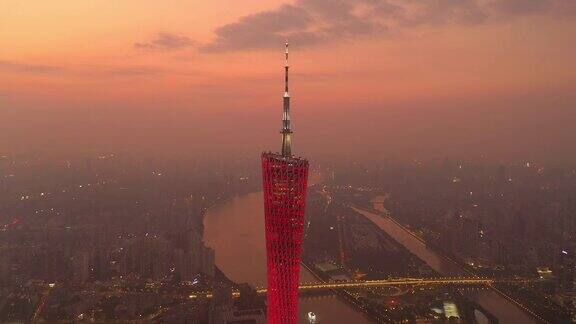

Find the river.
[
  {"left": 204, "top": 191, "right": 373, "bottom": 324},
  {"left": 351, "top": 198, "right": 539, "bottom": 324},
  {"left": 204, "top": 190, "right": 538, "bottom": 323}
]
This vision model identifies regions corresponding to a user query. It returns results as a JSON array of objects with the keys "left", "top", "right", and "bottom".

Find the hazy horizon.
[{"left": 2, "top": 0, "right": 576, "bottom": 164}]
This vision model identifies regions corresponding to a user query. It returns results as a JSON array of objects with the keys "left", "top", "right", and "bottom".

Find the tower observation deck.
[{"left": 261, "top": 42, "right": 310, "bottom": 324}]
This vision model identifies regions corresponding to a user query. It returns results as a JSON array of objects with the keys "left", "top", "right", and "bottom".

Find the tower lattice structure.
[{"left": 261, "top": 42, "right": 309, "bottom": 324}]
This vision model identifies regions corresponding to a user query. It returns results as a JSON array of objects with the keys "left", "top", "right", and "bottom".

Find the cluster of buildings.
[
  {"left": 0, "top": 156, "right": 239, "bottom": 322},
  {"left": 0, "top": 203, "right": 215, "bottom": 286},
  {"left": 328, "top": 159, "right": 576, "bottom": 322},
  {"left": 118, "top": 228, "right": 215, "bottom": 281}
]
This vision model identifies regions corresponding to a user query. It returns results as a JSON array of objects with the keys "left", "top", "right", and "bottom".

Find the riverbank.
[
  {"left": 300, "top": 261, "right": 380, "bottom": 323},
  {"left": 203, "top": 191, "right": 373, "bottom": 324},
  {"left": 363, "top": 199, "right": 547, "bottom": 323},
  {"left": 350, "top": 201, "right": 541, "bottom": 324}
]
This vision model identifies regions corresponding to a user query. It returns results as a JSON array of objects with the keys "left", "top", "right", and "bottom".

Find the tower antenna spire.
[
  {"left": 284, "top": 41, "right": 289, "bottom": 93},
  {"left": 281, "top": 41, "right": 293, "bottom": 156}
]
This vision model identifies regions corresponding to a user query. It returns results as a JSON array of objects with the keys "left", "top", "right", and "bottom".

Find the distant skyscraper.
[
  {"left": 71, "top": 251, "right": 91, "bottom": 284},
  {"left": 261, "top": 42, "right": 310, "bottom": 324}
]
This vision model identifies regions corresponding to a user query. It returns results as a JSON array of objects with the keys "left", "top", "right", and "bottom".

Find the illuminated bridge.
[
  {"left": 189, "top": 277, "right": 526, "bottom": 299},
  {"left": 256, "top": 277, "right": 496, "bottom": 293}
]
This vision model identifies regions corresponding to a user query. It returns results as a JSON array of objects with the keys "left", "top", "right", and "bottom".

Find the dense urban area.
[{"left": 1, "top": 154, "right": 575, "bottom": 323}]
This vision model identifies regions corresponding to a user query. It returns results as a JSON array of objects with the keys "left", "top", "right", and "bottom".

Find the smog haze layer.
[{"left": 2, "top": 0, "right": 576, "bottom": 163}]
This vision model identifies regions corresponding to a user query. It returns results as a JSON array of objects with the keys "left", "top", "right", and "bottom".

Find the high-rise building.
[
  {"left": 261, "top": 42, "right": 310, "bottom": 324},
  {"left": 71, "top": 250, "right": 91, "bottom": 284}
]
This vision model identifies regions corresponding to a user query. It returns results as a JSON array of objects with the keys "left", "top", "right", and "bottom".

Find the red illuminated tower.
[{"left": 261, "top": 42, "right": 309, "bottom": 324}]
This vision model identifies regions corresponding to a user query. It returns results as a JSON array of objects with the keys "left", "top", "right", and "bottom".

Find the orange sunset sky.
[{"left": 1, "top": 0, "right": 576, "bottom": 162}]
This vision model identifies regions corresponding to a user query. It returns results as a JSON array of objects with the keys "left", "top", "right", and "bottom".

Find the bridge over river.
[{"left": 189, "top": 277, "right": 530, "bottom": 299}]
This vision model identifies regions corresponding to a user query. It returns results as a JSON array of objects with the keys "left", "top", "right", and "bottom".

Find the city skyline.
[{"left": 2, "top": 1, "right": 576, "bottom": 323}]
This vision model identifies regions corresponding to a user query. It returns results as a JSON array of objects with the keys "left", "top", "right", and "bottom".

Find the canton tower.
[{"left": 261, "top": 42, "right": 310, "bottom": 324}]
